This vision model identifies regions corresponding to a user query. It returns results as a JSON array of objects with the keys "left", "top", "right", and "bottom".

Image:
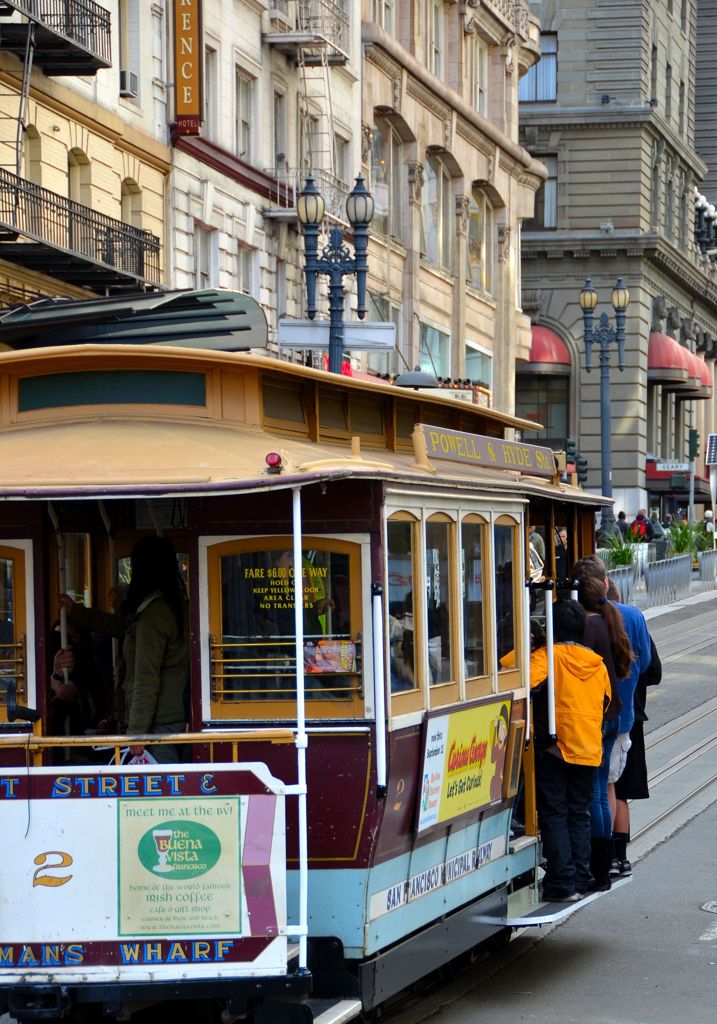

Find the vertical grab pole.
[
  {"left": 371, "top": 582, "right": 387, "bottom": 797},
  {"left": 48, "top": 503, "right": 69, "bottom": 683},
  {"left": 98, "top": 501, "right": 120, "bottom": 689},
  {"left": 544, "top": 581, "right": 556, "bottom": 737},
  {"left": 523, "top": 581, "right": 532, "bottom": 744},
  {"left": 292, "top": 487, "right": 308, "bottom": 970}
]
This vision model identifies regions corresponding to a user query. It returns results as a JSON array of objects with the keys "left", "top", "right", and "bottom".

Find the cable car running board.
[
  {"left": 309, "top": 998, "right": 363, "bottom": 1024},
  {"left": 476, "top": 875, "right": 632, "bottom": 927}
]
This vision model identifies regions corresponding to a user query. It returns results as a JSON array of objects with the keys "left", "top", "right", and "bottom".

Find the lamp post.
[
  {"left": 296, "top": 175, "right": 375, "bottom": 375},
  {"left": 578, "top": 276, "right": 630, "bottom": 535}
]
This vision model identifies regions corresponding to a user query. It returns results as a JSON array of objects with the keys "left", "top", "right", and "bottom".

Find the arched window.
[
  {"left": 121, "top": 178, "right": 143, "bottom": 228},
  {"left": 24, "top": 126, "right": 42, "bottom": 186},
  {"left": 67, "top": 148, "right": 91, "bottom": 206},
  {"left": 467, "top": 188, "right": 494, "bottom": 293},
  {"left": 421, "top": 154, "right": 452, "bottom": 269},
  {"left": 370, "top": 119, "right": 403, "bottom": 239}
]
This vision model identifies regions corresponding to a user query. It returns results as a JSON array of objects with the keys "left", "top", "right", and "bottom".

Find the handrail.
[
  {"left": 1, "top": 0, "right": 112, "bottom": 64},
  {"left": 0, "top": 167, "right": 161, "bottom": 284}
]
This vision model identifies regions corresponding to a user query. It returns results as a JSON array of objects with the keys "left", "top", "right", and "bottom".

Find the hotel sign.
[
  {"left": 173, "top": 0, "right": 203, "bottom": 136},
  {"left": 420, "top": 424, "right": 556, "bottom": 478}
]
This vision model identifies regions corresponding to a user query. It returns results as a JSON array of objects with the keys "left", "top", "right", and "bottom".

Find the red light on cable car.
[{"left": 265, "top": 452, "right": 283, "bottom": 474}]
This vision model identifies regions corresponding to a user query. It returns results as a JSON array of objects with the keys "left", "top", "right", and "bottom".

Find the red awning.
[
  {"left": 518, "top": 326, "right": 571, "bottom": 375},
  {"left": 647, "top": 332, "right": 689, "bottom": 388},
  {"left": 648, "top": 332, "right": 712, "bottom": 399}
]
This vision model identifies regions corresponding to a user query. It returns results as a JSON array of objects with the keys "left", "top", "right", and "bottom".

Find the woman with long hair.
[
  {"left": 60, "top": 536, "right": 189, "bottom": 763},
  {"left": 570, "top": 555, "right": 633, "bottom": 889}
]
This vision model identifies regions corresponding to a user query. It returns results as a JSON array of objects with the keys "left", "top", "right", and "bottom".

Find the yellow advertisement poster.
[
  {"left": 417, "top": 698, "right": 512, "bottom": 832},
  {"left": 118, "top": 798, "right": 241, "bottom": 936}
]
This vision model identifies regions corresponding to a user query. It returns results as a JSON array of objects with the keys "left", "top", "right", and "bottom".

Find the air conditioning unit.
[{"left": 119, "top": 69, "right": 139, "bottom": 98}]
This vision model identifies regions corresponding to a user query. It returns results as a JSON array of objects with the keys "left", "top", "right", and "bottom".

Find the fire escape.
[
  {"left": 0, "top": 1, "right": 161, "bottom": 294},
  {"left": 264, "top": 0, "right": 351, "bottom": 225}
]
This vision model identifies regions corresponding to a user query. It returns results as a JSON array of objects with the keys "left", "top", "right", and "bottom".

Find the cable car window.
[
  {"left": 387, "top": 520, "right": 416, "bottom": 694},
  {"left": 426, "top": 520, "right": 453, "bottom": 684},
  {"left": 461, "top": 520, "right": 485, "bottom": 678},
  {"left": 63, "top": 533, "right": 92, "bottom": 608},
  {"left": 319, "top": 392, "right": 349, "bottom": 431},
  {"left": 262, "top": 380, "right": 306, "bottom": 425},
  {"left": 349, "top": 396, "right": 384, "bottom": 436},
  {"left": 211, "top": 543, "right": 360, "bottom": 707},
  {"left": 494, "top": 522, "right": 517, "bottom": 665},
  {"left": 18, "top": 371, "right": 206, "bottom": 411},
  {"left": 0, "top": 546, "right": 28, "bottom": 719},
  {"left": 0, "top": 557, "right": 16, "bottom": 707}
]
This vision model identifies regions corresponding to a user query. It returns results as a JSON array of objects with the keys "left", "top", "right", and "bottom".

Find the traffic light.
[
  {"left": 565, "top": 437, "right": 577, "bottom": 465},
  {"left": 689, "top": 428, "right": 700, "bottom": 460},
  {"left": 577, "top": 454, "right": 588, "bottom": 485}
]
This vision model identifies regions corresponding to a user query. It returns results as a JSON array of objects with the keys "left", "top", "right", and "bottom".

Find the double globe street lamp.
[
  {"left": 296, "top": 175, "right": 375, "bottom": 375},
  {"left": 578, "top": 276, "right": 630, "bottom": 535}
]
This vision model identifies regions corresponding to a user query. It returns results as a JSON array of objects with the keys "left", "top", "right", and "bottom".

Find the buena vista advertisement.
[{"left": 417, "top": 697, "right": 512, "bottom": 833}]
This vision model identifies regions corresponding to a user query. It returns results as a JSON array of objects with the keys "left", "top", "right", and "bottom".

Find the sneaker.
[
  {"left": 609, "top": 858, "right": 621, "bottom": 877},
  {"left": 542, "top": 889, "right": 582, "bottom": 903},
  {"left": 617, "top": 858, "right": 632, "bottom": 876}
]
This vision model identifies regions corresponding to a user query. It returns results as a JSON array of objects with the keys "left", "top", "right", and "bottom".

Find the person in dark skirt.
[{"left": 613, "top": 633, "right": 662, "bottom": 873}]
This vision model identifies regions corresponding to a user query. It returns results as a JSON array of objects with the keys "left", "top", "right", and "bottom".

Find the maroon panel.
[
  {"left": 0, "top": 937, "right": 273, "bottom": 969},
  {"left": 204, "top": 734, "right": 380, "bottom": 867}
]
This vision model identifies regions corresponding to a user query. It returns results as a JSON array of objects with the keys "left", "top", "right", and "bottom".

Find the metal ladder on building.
[
  {"left": 0, "top": 14, "right": 34, "bottom": 239},
  {"left": 298, "top": 42, "right": 336, "bottom": 181}
]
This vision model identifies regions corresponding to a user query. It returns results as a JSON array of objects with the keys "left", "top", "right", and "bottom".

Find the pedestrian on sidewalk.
[{"left": 629, "top": 509, "right": 654, "bottom": 542}]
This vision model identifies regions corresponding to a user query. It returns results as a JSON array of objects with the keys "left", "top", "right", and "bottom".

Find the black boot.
[
  {"left": 612, "top": 831, "right": 632, "bottom": 875},
  {"left": 586, "top": 837, "right": 612, "bottom": 892}
]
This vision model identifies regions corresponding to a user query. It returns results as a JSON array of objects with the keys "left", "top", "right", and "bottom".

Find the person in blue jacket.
[{"left": 606, "top": 579, "right": 654, "bottom": 875}]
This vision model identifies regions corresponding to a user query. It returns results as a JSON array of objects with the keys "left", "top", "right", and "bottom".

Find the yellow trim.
[
  {"left": 289, "top": 747, "right": 372, "bottom": 864},
  {"left": 206, "top": 536, "right": 364, "bottom": 720},
  {"left": 0, "top": 544, "right": 26, "bottom": 721}
]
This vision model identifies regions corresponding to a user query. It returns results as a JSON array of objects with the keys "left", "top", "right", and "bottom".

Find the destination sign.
[{"left": 420, "top": 425, "right": 556, "bottom": 478}]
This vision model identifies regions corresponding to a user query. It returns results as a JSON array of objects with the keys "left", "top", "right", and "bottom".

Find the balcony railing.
[
  {"left": 0, "top": 168, "right": 160, "bottom": 290},
  {"left": 0, "top": 0, "right": 112, "bottom": 72},
  {"left": 266, "top": 166, "right": 351, "bottom": 225},
  {"left": 266, "top": 0, "right": 349, "bottom": 61}
]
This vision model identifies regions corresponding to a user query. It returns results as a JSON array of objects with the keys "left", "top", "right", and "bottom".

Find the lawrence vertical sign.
[{"left": 173, "top": 0, "right": 203, "bottom": 135}]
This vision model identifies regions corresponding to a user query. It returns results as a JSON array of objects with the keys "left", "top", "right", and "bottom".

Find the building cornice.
[
  {"left": 519, "top": 106, "right": 707, "bottom": 180},
  {"left": 361, "top": 22, "right": 546, "bottom": 180},
  {"left": 174, "top": 137, "right": 282, "bottom": 203},
  {"left": 522, "top": 231, "right": 717, "bottom": 316}
]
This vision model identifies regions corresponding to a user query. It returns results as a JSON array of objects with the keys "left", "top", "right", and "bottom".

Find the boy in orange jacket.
[{"left": 531, "top": 600, "right": 611, "bottom": 902}]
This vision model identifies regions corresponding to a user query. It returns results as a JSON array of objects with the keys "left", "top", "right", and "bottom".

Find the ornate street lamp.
[
  {"left": 297, "top": 175, "right": 375, "bottom": 375},
  {"left": 579, "top": 276, "right": 630, "bottom": 534}
]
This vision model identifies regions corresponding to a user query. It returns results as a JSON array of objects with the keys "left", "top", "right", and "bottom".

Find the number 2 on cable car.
[{"left": 33, "top": 851, "right": 73, "bottom": 887}]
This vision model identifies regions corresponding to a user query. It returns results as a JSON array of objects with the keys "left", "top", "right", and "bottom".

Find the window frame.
[
  {"left": 201, "top": 534, "right": 371, "bottom": 721},
  {"left": 422, "top": 154, "right": 453, "bottom": 270},
  {"left": 467, "top": 188, "right": 494, "bottom": 293},
  {"left": 461, "top": 513, "right": 491, "bottom": 701},
  {"left": 518, "top": 32, "right": 557, "bottom": 103},
  {"left": 524, "top": 155, "right": 557, "bottom": 231},
  {"left": 493, "top": 514, "right": 523, "bottom": 694},
  {"left": 234, "top": 66, "right": 255, "bottom": 162},
  {"left": 0, "top": 541, "right": 34, "bottom": 722}
]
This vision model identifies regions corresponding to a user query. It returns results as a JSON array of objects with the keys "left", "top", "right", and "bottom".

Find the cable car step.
[
  {"left": 476, "top": 875, "right": 632, "bottom": 927},
  {"left": 309, "top": 998, "right": 363, "bottom": 1024}
]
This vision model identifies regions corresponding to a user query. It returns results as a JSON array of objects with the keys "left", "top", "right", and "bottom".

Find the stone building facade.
[
  {"left": 517, "top": 0, "right": 717, "bottom": 517},
  {"left": 0, "top": 2, "right": 169, "bottom": 304},
  {"left": 360, "top": 0, "right": 542, "bottom": 410}
]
